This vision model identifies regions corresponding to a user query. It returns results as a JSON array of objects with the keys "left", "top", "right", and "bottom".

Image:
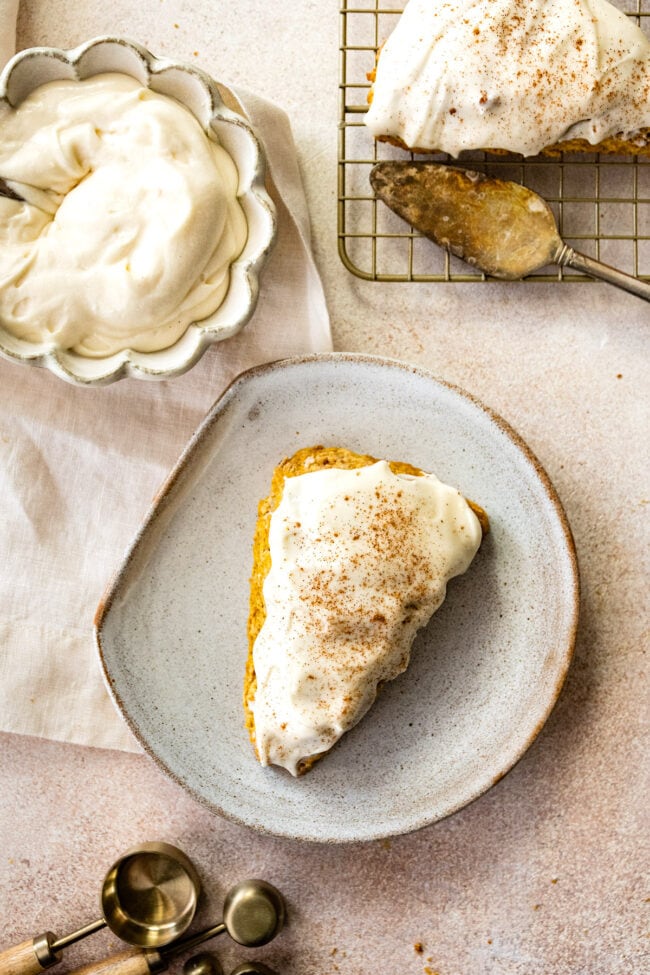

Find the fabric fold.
[{"left": 0, "top": 30, "right": 332, "bottom": 751}]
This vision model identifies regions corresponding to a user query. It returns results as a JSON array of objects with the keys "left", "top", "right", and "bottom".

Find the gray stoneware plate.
[{"left": 95, "top": 354, "right": 579, "bottom": 842}]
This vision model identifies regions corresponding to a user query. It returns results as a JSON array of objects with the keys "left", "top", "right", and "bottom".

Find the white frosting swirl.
[
  {"left": 365, "top": 0, "right": 650, "bottom": 157},
  {"left": 0, "top": 74, "right": 247, "bottom": 356},
  {"left": 251, "top": 461, "right": 483, "bottom": 776}
]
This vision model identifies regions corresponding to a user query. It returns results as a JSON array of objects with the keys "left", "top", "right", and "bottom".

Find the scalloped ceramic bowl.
[{"left": 0, "top": 37, "right": 276, "bottom": 385}]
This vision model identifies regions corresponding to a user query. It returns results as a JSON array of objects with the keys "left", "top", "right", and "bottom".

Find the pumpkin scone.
[
  {"left": 365, "top": 0, "right": 650, "bottom": 158},
  {"left": 244, "top": 446, "right": 488, "bottom": 776}
]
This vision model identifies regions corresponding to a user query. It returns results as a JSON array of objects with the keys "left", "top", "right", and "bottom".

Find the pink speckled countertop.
[{"left": 1, "top": 1, "right": 648, "bottom": 973}]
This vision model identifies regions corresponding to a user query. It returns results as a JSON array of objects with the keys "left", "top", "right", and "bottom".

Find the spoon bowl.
[
  {"left": 371, "top": 162, "right": 561, "bottom": 278},
  {"left": 221, "top": 881, "right": 286, "bottom": 948},
  {"left": 100, "top": 842, "right": 201, "bottom": 948}
]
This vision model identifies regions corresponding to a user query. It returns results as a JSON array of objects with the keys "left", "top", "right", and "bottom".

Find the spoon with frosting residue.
[{"left": 370, "top": 161, "right": 650, "bottom": 302}]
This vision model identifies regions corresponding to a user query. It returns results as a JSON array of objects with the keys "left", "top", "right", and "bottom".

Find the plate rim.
[{"left": 95, "top": 352, "right": 580, "bottom": 842}]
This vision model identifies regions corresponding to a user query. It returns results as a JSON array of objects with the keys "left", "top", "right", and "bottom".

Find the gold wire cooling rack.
[{"left": 338, "top": 0, "right": 650, "bottom": 282}]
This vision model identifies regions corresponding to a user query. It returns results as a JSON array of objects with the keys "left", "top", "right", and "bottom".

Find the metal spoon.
[
  {"left": 0, "top": 178, "right": 62, "bottom": 213},
  {"left": 184, "top": 959, "right": 277, "bottom": 975},
  {"left": 0, "top": 178, "right": 23, "bottom": 202},
  {"left": 229, "top": 965, "right": 276, "bottom": 975},
  {"left": 184, "top": 955, "right": 277, "bottom": 975},
  {"left": 183, "top": 954, "right": 223, "bottom": 975},
  {"left": 60, "top": 880, "right": 286, "bottom": 975},
  {"left": 370, "top": 161, "right": 650, "bottom": 302},
  {"left": 0, "top": 843, "right": 201, "bottom": 975}
]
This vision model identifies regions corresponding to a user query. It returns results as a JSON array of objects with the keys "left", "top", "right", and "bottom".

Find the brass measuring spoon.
[
  {"left": 0, "top": 843, "right": 201, "bottom": 975},
  {"left": 183, "top": 957, "right": 276, "bottom": 975},
  {"left": 370, "top": 161, "right": 650, "bottom": 302},
  {"left": 61, "top": 880, "right": 286, "bottom": 975},
  {"left": 229, "top": 965, "right": 276, "bottom": 975}
]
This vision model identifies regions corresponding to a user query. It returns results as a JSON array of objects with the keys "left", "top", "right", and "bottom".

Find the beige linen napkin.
[
  {"left": 0, "top": 2, "right": 18, "bottom": 66},
  {"left": 0, "top": 23, "right": 331, "bottom": 751}
]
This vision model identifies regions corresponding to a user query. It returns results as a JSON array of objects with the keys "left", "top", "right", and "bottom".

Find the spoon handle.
[
  {"left": 0, "top": 178, "right": 23, "bottom": 202},
  {"left": 557, "top": 243, "right": 650, "bottom": 302},
  {"left": 0, "top": 937, "right": 59, "bottom": 975},
  {"left": 59, "top": 920, "right": 230, "bottom": 975},
  {"left": 59, "top": 950, "right": 163, "bottom": 975}
]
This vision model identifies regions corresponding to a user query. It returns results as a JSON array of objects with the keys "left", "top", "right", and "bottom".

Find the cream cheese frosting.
[
  {"left": 250, "top": 460, "right": 483, "bottom": 776},
  {"left": 365, "top": 0, "right": 650, "bottom": 157},
  {"left": 0, "top": 74, "right": 247, "bottom": 357}
]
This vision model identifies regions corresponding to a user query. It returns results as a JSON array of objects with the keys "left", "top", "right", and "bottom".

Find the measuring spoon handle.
[
  {"left": 0, "top": 935, "right": 60, "bottom": 975},
  {"left": 557, "top": 243, "right": 650, "bottom": 302},
  {"left": 60, "top": 920, "right": 229, "bottom": 975},
  {"left": 62, "top": 950, "right": 165, "bottom": 975}
]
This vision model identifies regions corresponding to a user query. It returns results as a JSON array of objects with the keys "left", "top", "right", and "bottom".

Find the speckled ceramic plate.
[{"left": 95, "top": 354, "right": 579, "bottom": 842}]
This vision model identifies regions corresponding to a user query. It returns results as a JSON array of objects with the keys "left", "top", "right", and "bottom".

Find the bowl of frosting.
[{"left": 0, "top": 37, "right": 276, "bottom": 385}]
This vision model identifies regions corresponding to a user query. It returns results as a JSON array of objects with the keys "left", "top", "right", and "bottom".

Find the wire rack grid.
[{"left": 338, "top": 0, "right": 650, "bottom": 283}]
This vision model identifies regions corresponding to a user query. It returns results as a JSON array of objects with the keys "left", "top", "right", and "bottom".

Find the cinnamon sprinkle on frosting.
[
  {"left": 365, "top": 0, "right": 650, "bottom": 156},
  {"left": 250, "top": 461, "right": 483, "bottom": 775}
]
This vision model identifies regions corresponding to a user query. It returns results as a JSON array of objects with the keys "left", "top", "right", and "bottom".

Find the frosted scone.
[
  {"left": 245, "top": 446, "right": 489, "bottom": 776},
  {"left": 365, "top": 0, "right": 650, "bottom": 157}
]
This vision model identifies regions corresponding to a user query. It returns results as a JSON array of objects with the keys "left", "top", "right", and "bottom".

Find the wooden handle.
[
  {"left": 0, "top": 939, "right": 53, "bottom": 975},
  {"left": 65, "top": 950, "right": 161, "bottom": 975}
]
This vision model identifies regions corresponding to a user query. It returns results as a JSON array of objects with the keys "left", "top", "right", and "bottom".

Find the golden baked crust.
[
  {"left": 244, "top": 445, "right": 489, "bottom": 772},
  {"left": 366, "top": 58, "right": 650, "bottom": 158},
  {"left": 373, "top": 130, "right": 650, "bottom": 158}
]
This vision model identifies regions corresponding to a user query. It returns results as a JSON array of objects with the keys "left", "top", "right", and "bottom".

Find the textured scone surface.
[
  {"left": 365, "top": 0, "right": 650, "bottom": 157},
  {"left": 245, "top": 446, "right": 488, "bottom": 777}
]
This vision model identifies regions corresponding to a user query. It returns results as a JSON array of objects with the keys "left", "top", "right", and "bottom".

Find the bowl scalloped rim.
[{"left": 0, "top": 36, "right": 277, "bottom": 386}]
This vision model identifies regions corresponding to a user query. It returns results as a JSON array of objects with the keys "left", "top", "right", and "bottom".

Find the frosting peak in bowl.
[
  {"left": 0, "top": 38, "right": 276, "bottom": 385},
  {"left": 0, "top": 74, "right": 247, "bottom": 357},
  {"left": 365, "top": 0, "right": 650, "bottom": 157}
]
